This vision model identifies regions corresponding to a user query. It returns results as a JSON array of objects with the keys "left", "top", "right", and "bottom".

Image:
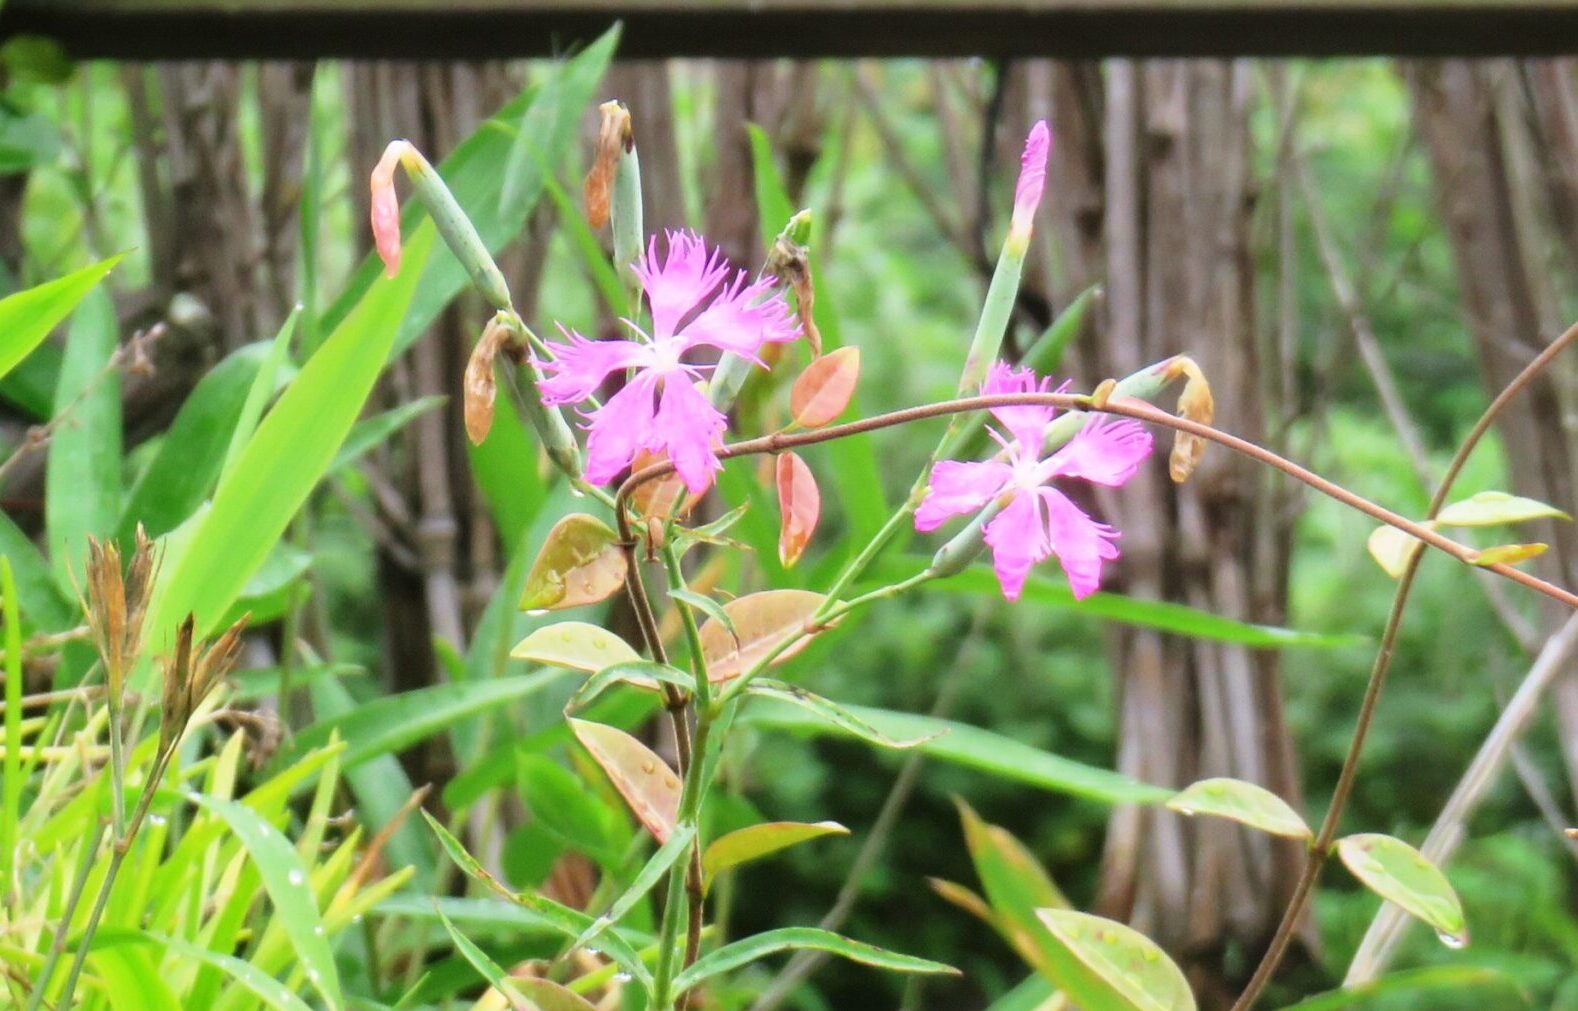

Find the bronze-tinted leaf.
[
  {"left": 570, "top": 718, "right": 680, "bottom": 843},
  {"left": 698, "top": 588, "right": 828, "bottom": 683},
  {"left": 629, "top": 448, "right": 699, "bottom": 522},
  {"left": 776, "top": 452, "right": 821, "bottom": 568},
  {"left": 789, "top": 346, "right": 860, "bottom": 429},
  {"left": 520, "top": 514, "right": 628, "bottom": 612}
]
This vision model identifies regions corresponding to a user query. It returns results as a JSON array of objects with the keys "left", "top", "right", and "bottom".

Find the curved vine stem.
[{"left": 1229, "top": 317, "right": 1578, "bottom": 1010}]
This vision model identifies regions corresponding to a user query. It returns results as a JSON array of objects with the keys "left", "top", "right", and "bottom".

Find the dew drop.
[
  {"left": 148, "top": 814, "right": 167, "bottom": 826},
  {"left": 663, "top": 776, "right": 679, "bottom": 790},
  {"left": 307, "top": 969, "right": 321, "bottom": 983},
  {"left": 1173, "top": 806, "right": 1197, "bottom": 817},
  {"left": 314, "top": 925, "right": 326, "bottom": 936},
  {"left": 1437, "top": 930, "right": 1468, "bottom": 949},
  {"left": 640, "top": 760, "right": 656, "bottom": 774},
  {"left": 288, "top": 869, "right": 306, "bottom": 886},
  {"left": 569, "top": 487, "right": 586, "bottom": 499},
  {"left": 527, "top": 608, "right": 549, "bottom": 618},
  {"left": 613, "top": 972, "right": 632, "bottom": 984}
]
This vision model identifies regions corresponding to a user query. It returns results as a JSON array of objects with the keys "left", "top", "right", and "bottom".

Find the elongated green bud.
[
  {"left": 495, "top": 313, "right": 582, "bottom": 478},
  {"left": 371, "top": 140, "right": 513, "bottom": 312},
  {"left": 709, "top": 209, "right": 817, "bottom": 410}
]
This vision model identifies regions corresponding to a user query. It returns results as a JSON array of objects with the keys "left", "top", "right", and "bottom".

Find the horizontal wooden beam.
[{"left": 6, "top": 0, "right": 1578, "bottom": 59}]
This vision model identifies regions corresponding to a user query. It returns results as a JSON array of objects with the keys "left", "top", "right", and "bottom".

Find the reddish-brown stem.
[
  {"left": 615, "top": 391, "right": 1578, "bottom": 611},
  {"left": 1231, "top": 317, "right": 1578, "bottom": 1010}
]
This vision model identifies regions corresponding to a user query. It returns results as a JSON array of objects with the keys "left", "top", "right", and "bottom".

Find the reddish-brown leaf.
[
  {"left": 776, "top": 452, "right": 821, "bottom": 568},
  {"left": 570, "top": 718, "right": 680, "bottom": 842},
  {"left": 789, "top": 346, "right": 860, "bottom": 429},
  {"left": 698, "top": 588, "right": 829, "bottom": 683}
]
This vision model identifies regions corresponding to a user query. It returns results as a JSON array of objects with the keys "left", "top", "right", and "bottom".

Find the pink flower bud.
[
  {"left": 370, "top": 140, "right": 410, "bottom": 278},
  {"left": 1010, "top": 121, "right": 1051, "bottom": 241}
]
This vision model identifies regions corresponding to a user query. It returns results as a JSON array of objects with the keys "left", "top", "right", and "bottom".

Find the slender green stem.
[
  {"left": 23, "top": 821, "right": 107, "bottom": 1011},
  {"left": 106, "top": 698, "right": 125, "bottom": 839},
  {"left": 1230, "top": 316, "right": 1578, "bottom": 1010}
]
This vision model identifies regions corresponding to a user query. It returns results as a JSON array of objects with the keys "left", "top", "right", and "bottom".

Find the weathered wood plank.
[{"left": 6, "top": 0, "right": 1578, "bottom": 58}]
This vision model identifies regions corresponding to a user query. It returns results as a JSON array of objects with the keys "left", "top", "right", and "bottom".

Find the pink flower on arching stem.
[
  {"left": 537, "top": 230, "right": 800, "bottom": 494},
  {"left": 916, "top": 362, "right": 1152, "bottom": 602}
]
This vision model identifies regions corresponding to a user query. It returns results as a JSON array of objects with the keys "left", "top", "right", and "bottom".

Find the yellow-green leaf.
[
  {"left": 702, "top": 821, "right": 849, "bottom": 891},
  {"left": 0, "top": 254, "right": 122, "bottom": 380},
  {"left": 1036, "top": 910, "right": 1196, "bottom": 1011},
  {"left": 1166, "top": 778, "right": 1310, "bottom": 840},
  {"left": 1367, "top": 525, "right": 1426, "bottom": 579},
  {"left": 1336, "top": 833, "right": 1467, "bottom": 947},
  {"left": 1436, "top": 490, "right": 1569, "bottom": 527},
  {"left": 1470, "top": 543, "right": 1547, "bottom": 567},
  {"left": 511, "top": 621, "right": 641, "bottom": 672}
]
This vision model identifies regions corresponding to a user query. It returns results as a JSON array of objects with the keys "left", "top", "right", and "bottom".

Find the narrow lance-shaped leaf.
[
  {"left": 570, "top": 660, "right": 692, "bottom": 709},
  {"left": 436, "top": 907, "right": 601, "bottom": 1011},
  {"left": 520, "top": 513, "right": 628, "bottom": 612},
  {"left": 703, "top": 821, "right": 848, "bottom": 892},
  {"left": 747, "top": 680, "right": 938, "bottom": 749},
  {"left": 789, "top": 345, "right": 860, "bottom": 428},
  {"left": 1336, "top": 833, "right": 1468, "bottom": 947},
  {"left": 0, "top": 253, "right": 122, "bottom": 381},
  {"left": 672, "top": 927, "right": 959, "bottom": 992},
  {"left": 1036, "top": 910, "right": 1197, "bottom": 1011},
  {"left": 1166, "top": 777, "right": 1311, "bottom": 840},
  {"left": 572, "top": 822, "right": 696, "bottom": 952},
  {"left": 570, "top": 718, "right": 680, "bottom": 843},
  {"left": 776, "top": 452, "right": 820, "bottom": 568}
]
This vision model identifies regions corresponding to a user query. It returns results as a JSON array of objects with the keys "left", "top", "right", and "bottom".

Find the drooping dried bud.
[
  {"left": 1166, "top": 356, "right": 1214, "bottom": 483},
  {"left": 585, "top": 100, "right": 633, "bottom": 230},
  {"left": 464, "top": 318, "right": 510, "bottom": 445},
  {"left": 370, "top": 140, "right": 410, "bottom": 277},
  {"left": 765, "top": 222, "right": 821, "bottom": 356}
]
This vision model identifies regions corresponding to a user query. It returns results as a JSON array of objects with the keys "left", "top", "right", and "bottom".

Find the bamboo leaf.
[
  {"left": 746, "top": 680, "right": 938, "bottom": 749},
  {"left": 46, "top": 286, "right": 120, "bottom": 589},
  {"left": 0, "top": 254, "right": 121, "bottom": 381},
  {"left": 146, "top": 230, "right": 431, "bottom": 653}
]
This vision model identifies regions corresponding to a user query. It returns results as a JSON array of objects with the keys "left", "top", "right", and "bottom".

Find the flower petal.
[
  {"left": 1040, "top": 487, "right": 1120, "bottom": 600},
  {"left": 634, "top": 230, "right": 732, "bottom": 342},
  {"left": 1047, "top": 415, "right": 1153, "bottom": 487},
  {"left": 915, "top": 459, "right": 1013, "bottom": 533},
  {"left": 1010, "top": 121, "right": 1052, "bottom": 241},
  {"left": 537, "top": 328, "right": 651, "bottom": 405},
  {"left": 982, "top": 361, "right": 1061, "bottom": 452},
  {"left": 583, "top": 372, "right": 661, "bottom": 486},
  {"left": 983, "top": 491, "right": 1052, "bottom": 602},
  {"left": 679, "top": 273, "right": 800, "bottom": 359},
  {"left": 654, "top": 374, "right": 728, "bottom": 495}
]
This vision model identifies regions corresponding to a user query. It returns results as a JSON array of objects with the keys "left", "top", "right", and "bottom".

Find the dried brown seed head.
[{"left": 584, "top": 100, "right": 632, "bottom": 229}]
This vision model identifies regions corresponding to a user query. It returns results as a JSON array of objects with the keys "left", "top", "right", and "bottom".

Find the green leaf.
[
  {"left": 0, "top": 512, "right": 73, "bottom": 632},
  {"left": 572, "top": 822, "right": 696, "bottom": 952},
  {"left": 512, "top": 621, "right": 642, "bottom": 673},
  {"left": 141, "top": 932, "right": 316, "bottom": 1011},
  {"left": 46, "top": 286, "right": 119, "bottom": 589},
  {"left": 145, "top": 232, "right": 430, "bottom": 652},
  {"left": 187, "top": 793, "right": 342, "bottom": 1008},
  {"left": 746, "top": 680, "right": 938, "bottom": 749},
  {"left": 0, "top": 254, "right": 121, "bottom": 381},
  {"left": 1336, "top": 833, "right": 1467, "bottom": 947},
  {"left": 673, "top": 927, "right": 958, "bottom": 991},
  {"left": 516, "top": 754, "right": 620, "bottom": 864},
  {"left": 743, "top": 701, "right": 1170, "bottom": 805},
  {"left": 1036, "top": 910, "right": 1196, "bottom": 1011},
  {"left": 1165, "top": 778, "right": 1310, "bottom": 840},
  {"left": 87, "top": 945, "right": 180, "bottom": 1011},
  {"left": 466, "top": 377, "right": 548, "bottom": 552},
  {"left": 1436, "top": 490, "right": 1570, "bottom": 527},
  {"left": 702, "top": 821, "right": 848, "bottom": 891},
  {"left": 570, "top": 660, "right": 692, "bottom": 710},
  {"left": 906, "top": 561, "right": 1360, "bottom": 648},
  {"left": 329, "top": 394, "right": 445, "bottom": 474},
  {"left": 1278, "top": 967, "right": 1526, "bottom": 1010},
  {"left": 218, "top": 308, "right": 299, "bottom": 484},
  {"left": 282, "top": 669, "right": 565, "bottom": 771},
  {"left": 435, "top": 908, "right": 590, "bottom": 1009},
  {"left": 117, "top": 343, "right": 267, "bottom": 541}
]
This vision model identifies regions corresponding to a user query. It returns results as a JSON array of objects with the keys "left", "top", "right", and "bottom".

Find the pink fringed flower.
[
  {"left": 916, "top": 363, "right": 1152, "bottom": 601},
  {"left": 537, "top": 230, "right": 799, "bottom": 494}
]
